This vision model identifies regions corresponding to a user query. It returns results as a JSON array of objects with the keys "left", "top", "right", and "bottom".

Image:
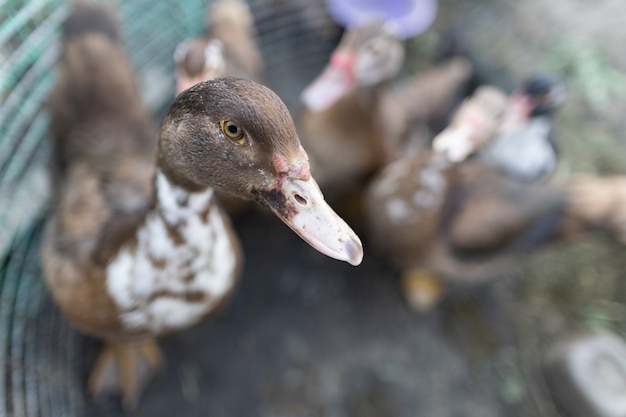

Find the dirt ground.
[{"left": 6, "top": 0, "right": 626, "bottom": 416}]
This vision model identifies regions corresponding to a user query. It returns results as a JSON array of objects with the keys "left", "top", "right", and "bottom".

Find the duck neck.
[
  {"left": 153, "top": 169, "right": 216, "bottom": 223},
  {"left": 356, "top": 82, "right": 385, "bottom": 110}
]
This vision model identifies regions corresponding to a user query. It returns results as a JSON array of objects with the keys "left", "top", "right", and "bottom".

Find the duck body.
[
  {"left": 43, "top": 174, "right": 242, "bottom": 341},
  {"left": 365, "top": 151, "right": 451, "bottom": 263},
  {"left": 365, "top": 150, "right": 570, "bottom": 312},
  {"left": 42, "top": 3, "right": 362, "bottom": 408},
  {"left": 478, "top": 116, "right": 555, "bottom": 181},
  {"left": 367, "top": 147, "right": 626, "bottom": 309},
  {"left": 366, "top": 79, "right": 626, "bottom": 310},
  {"left": 366, "top": 153, "right": 567, "bottom": 281}
]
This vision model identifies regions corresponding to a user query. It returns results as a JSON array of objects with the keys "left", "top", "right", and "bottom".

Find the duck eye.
[{"left": 220, "top": 119, "right": 248, "bottom": 146}]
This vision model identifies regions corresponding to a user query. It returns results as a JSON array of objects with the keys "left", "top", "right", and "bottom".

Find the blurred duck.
[
  {"left": 365, "top": 82, "right": 625, "bottom": 311},
  {"left": 432, "top": 75, "right": 565, "bottom": 170},
  {"left": 299, "top": 20, "right": 473, "bottom": 198},
  {"left": 476, "top": 75, "right": 566, "bottom": 182},
  {"left": 174, "top": 0, "right": 264, "bottom": 92},
  {"left": 42, "top": 3, "right": 362, "bottom": 408},
  {"left": 174, "top": 37, "right": 227, "bottom": 92},
  {"left": 430, "top": 85, "right": 509, "bottom": 163},
  {"left": 299, "top": 20, "right": 405, "bottom": 193}
]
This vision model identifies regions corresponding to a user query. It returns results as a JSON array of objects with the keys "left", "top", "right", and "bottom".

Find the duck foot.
[
  {"left": 400, "top": 269, "right": 444, "bottom": 312},
  {"left": 87, "top": 339, "right": 164, "bottom": 410}
]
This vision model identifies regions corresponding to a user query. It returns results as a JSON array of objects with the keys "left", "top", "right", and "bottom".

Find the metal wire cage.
[{"left": 0, "top": 0, "right": 338, "bottom": 415}]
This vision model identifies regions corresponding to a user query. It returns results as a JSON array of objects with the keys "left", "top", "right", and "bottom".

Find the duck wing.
[
  {"left": 444, "top": 163, "right": 566, "bottom": 256},
  {"left": 46, "top": 3, "right": 156, "bottom": 265}
]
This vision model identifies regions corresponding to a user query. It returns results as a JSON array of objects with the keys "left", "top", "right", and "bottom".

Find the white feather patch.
[{"left": 106, "top": 170, "right": 238, "bottom": 333}]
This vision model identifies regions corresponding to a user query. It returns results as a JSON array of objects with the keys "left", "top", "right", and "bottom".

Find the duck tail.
[
  {"left": 62, "top": 2, "right": 121, "bottom": 44},
  {"left": 560, "top": 175, "right": 626, "bottom": 243}
]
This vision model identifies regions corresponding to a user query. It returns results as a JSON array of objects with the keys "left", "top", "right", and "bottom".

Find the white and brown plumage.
[
  {"left": 42, "top": 3, "right": 362, "bottom": 408},
  {"left": 365, "top": 82, "right": 626, "bottom": 311}
]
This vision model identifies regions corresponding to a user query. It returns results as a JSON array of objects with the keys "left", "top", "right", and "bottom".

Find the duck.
[
  {"left": 41, "top": 3, "right": 362, "bottom": 409},
  {"left": 298, "top": 20, "right": 406, "bottom": 195},
  {"left": 174, "top": 0, "right": 264, "bottom": 93},
  {"left": 299, "top": 19, "right": 473, "bottom": 199},
  {"left": 364, "top": 79, "right": 624, "bottom": 311},
  {"left": 475, "top": 74, "right": 566, "bottom": 182}
]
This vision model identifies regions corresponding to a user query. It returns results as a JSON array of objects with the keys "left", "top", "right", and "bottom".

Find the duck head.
[
  {"left": 174, "top": 38, "right": 226, "bottom": 93},
  {"left": 158, "top": 77, "right": 363, "bottom": 265},
  {"left": 513, "top": 74, "right": 567, "bottom": 117},
  {"left": 431, "top": 86, "right": 508, "bottom": 163},
  {"left": 301, "top": 20, "right": 405, "bottom": 111}
]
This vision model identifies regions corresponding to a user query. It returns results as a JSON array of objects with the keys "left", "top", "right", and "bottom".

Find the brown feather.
[{"left": 46, "top": 4, "right": 156, "bottom": 266}]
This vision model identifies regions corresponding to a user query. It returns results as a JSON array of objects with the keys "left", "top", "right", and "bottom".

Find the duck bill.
[
  {"left": 300, "top": 53, "right": 356, "bottom": 112},
  {"left": 431, "top": 124, "right": 478, "bottom": 163},
  {"left": 256, "top": 177, "right": 363, "bottom": 266}
]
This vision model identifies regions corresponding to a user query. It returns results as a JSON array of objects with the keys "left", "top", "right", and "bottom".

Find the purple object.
[{"left": 326, "top": 0, "right": 438, "bottom": 39}]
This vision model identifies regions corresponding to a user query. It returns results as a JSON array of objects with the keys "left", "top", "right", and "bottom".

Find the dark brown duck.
[{"left": 42, "top": 2, "right": 362, "bottom": 409}]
